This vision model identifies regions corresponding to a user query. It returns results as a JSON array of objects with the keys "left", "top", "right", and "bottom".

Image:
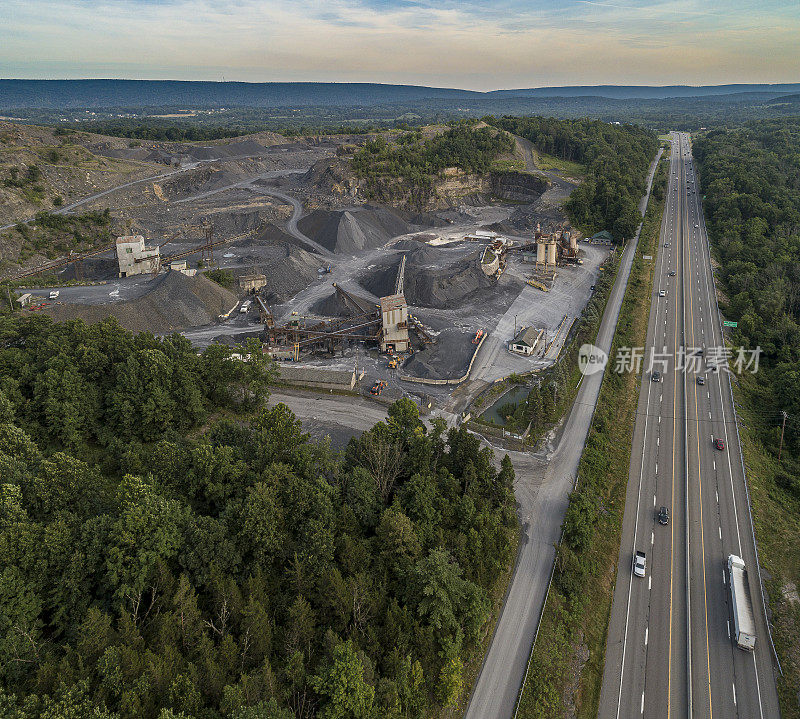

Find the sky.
[{"left": 1, "top": 0, "right": 798, "bottom": 90}]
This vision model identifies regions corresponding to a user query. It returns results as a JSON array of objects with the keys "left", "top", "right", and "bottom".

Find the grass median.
[{"left": 515, "top": 153, "right": 668, "bottom": 719}]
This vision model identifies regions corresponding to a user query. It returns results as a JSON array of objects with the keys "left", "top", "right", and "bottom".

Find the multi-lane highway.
[{"left": 598, "top": 133, "right": 780, "bottom": 718}]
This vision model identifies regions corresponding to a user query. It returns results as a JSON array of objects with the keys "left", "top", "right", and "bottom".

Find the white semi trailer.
[{"left": 728, "top": 554, "right": 756, "bottom": 651}]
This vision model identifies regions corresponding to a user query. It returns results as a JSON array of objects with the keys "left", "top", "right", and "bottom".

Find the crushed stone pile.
[
  {"left": 310, "top": 289, "right": 376, "bottom": 317},
  {"left": 43, "top": 271, "right": 238, "bottom": 334},
  {"left": 159, "top": 167, "right": 243, "bottom": 199},
  {"left": 360, "top": 246, "right": 495, "bottom": 310},
  {"left": 226, "top": 230, "right": 324, "bottom": 304},
  {"left": 403, "top": 328, "right": 478, "bottom": 380},
  {"left": 297, "top": 206, "right": 409, "bottom": 254},
  {"left": 58, "top": 257, "right": 119, "bottom": 282}
]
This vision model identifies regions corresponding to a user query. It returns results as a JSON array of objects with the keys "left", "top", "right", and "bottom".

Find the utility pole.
[{"left": 778, "top": 411, "right": 788, "bottom": 462}]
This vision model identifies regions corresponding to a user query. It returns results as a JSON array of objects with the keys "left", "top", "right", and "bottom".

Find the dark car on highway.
[
  {"left": 652, "top": 370, "right": 662, "bottom": 382},
  {"left": 658, "top": 506, "right": 670, "bottom": 525},
  {"left": 697, "top": 375, "right": 706, "bottom": 385}
]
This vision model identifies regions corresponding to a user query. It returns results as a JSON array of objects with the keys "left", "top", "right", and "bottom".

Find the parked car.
[
  {"left": 658, "top": 506, "right": 670, "bottom": 525},
  {"left": 633, "top": 551, "right": 647, "bottom": 578}
]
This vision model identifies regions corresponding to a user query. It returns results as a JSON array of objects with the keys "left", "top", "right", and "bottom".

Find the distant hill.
[
  {"left": 487, "top": 84, "right": 800, "bottom": 100},
  {"left": 2, "top": 79, "right": 800, "bottom": 110}
]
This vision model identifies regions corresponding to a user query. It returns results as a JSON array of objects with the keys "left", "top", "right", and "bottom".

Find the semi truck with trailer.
[{"left": 728, "top": 554, "right": 756, "bottom": 651}]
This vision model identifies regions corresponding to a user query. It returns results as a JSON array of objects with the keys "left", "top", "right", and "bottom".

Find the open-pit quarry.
[{"left": 12, "top": 127, "right": 610, "bottom": 423}]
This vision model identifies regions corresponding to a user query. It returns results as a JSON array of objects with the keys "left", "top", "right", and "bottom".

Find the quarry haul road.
[{"left": 463, "top": 148, "right": 662, "bottom": 719}]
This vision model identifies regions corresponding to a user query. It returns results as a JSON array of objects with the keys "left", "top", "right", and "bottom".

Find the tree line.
[
  {"left": 488, "top": 116, "right": 658, "bottom": 241},
  {"left": 694, "top": 118, "right": 800, "bottom": 494},
  {"left": 0, "top": 315, "right": 517, "bottom": 718}
]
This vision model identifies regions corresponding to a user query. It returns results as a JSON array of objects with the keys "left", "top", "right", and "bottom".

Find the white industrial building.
[
  {"left": 509, "top": 326, "right": 543, "bottom": 356},
  {"left": 116, "top": 236, "right": 160, "bottom": 277},
  {"left": 380, "top": 293, "right": 410, "bottom": 353}
]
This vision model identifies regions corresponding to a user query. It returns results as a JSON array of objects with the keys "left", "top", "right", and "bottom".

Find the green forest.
[
  {"left": 489, "top": 116, "right": 658, "bottom": 241},
  {"left": 350, "top": 125, "right": 514, "bottom": 206},
  {"left": 695, "top": 120, "right": 800, "bottom": 470},
  {"left": 0, "top": 316, "right": 517, "bottom": 718},
  {"left": 694, "top": 117, "right": 800, "bottom": 714}
]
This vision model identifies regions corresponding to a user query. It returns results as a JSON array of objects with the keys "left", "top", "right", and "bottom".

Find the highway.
[
  {"left": 598, "top": 133, "right": 780, "bottom": 718},
  {"left": 464, "top": 149, "right": 662, "bottom": 719}
]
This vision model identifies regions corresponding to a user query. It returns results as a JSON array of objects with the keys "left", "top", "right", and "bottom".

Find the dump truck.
[{"left": 728, "top": 554, "right": 756, "bottom": 651}]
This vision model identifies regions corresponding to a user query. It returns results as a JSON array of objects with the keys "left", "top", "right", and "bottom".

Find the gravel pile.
[
  {"left": 159, "top": 167, "right": 243, "bottom": 199},
  {"left": 298, "top": 205, "right": 409, "bottom": 254},
  {"left": 43, "top": 271, "right": 238, "bottom": 334},
  {"left": 226, "top": 230, "right": 324, "bottom": 304},
  {"left": 58, "top": 257, "right": 119, "bottom": 281},
  {"left": 361, "top": 246, "right": 495, "bottom": 309},
  {"left": 403, "top": 328, "right": 478, "bottom": 380},
  {"left": 310, "top": 289, "right": 376, "bottom": 317}
]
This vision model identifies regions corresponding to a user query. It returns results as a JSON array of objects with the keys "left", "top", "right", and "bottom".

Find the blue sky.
[{"left": 1, "top": 0, "right": 798, "bottom": 89}]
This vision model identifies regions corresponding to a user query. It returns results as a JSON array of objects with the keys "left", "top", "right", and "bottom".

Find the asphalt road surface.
[
  {"left": 464, "top": 148, "right": 662, "bottom": 719},
  {"left": 598, "top": 133, "right": 780, "bottom": 718}
]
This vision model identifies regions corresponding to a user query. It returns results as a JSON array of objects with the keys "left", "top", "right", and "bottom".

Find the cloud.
[{"left": 0, "top": 0, "right": 798, "bottom": 87}]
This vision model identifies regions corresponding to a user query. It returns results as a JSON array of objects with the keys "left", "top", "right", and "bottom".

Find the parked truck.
[{"left": 728, "top": 554, "right": 756, "bottom": 651}]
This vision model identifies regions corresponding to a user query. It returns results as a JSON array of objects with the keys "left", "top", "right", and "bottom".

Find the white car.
[
  {"left": 695, "top": 224, "right": 699, "bottom": 228},
  {"left": 659, "top": 290, "right": 666, "bottom": 297},
  {"left": 633, "top": 551, "right": 647, "bottom": 578}
]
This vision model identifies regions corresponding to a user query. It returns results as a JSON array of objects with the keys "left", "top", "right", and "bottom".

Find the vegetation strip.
[
  {"left": 514, "top": 150, "right": 668, "bottom": 718},
  {"left": 694, "top": 119, "right": 800, "bottom": 718}
]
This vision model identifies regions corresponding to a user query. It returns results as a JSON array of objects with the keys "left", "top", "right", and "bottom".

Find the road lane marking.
[
  {"left": 654, "top": 494, "right": 657, "bottom": 507},
  {"left": 645, "top": 627, "right": 649, "bottom": 645},
  {"left": 649, "top": 576, "right": 652, "bottom": 590},
  {"left": 727, "top": 620, "right": 730, "bottom": 638},
  {"left": 733, "top": 684, "right": 737, "bottom": 706},
  {"left": 719, "top": 526, "right": 722, "bottom": 540},
  {"left": 651, "top": 531, "right": 654, "bottom": 545},
  {"left": 641, "top": 692, "right": 645, "bottom": 714}
]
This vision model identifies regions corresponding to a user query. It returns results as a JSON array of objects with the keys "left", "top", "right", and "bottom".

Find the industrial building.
[
  {"left": 239, "top": 273, "right": 267, "bottom": 293},
  {"left": 509, "top": 326, "right": 544, "bottom": 356},
  {"left": 116, "top": 236, "right": 160, "bottom": 277},
  {"left": 380, "top": 293, "right": 410, "bottom": 353}
]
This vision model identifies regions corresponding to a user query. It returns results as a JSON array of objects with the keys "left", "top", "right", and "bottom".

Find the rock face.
[{"left": 490, "top": 171, "right": 550, "bottom": 202}]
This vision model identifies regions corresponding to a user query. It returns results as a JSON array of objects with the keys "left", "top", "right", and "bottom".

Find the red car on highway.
[{"left": 714, "top": 438, "right": 725, "bottom": 451}]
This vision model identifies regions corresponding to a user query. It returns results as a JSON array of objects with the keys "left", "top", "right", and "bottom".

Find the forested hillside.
[
  {"left": 0, "top": 316, "right": 517, "bottom": 718},
  {"left": 694, "top": 118, "right": 800, "bottom": 716},
  {"left": 351, "top": 124, "right": 514, "bottom": 206},
  {"left": 489, "top": 117, "right": 658, "bottom": 241}
]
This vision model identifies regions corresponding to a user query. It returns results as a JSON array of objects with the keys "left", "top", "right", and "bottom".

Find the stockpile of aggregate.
[
  {"left": 58, "top": 257, "right": 119, "bottom": 281},
  {"left": 226, "top": 231, "right": 324, "bottom": 304},
  {"left": 159, "top": 166, "right": 243, "bottom": 199},
  {"left": 43, "top": 271, "right": 238, "bottom": 334},
  {"left": 402, "top": 328, "right": 478, "bottom": 380},
  {"left": 360, "top": 246, "right": 495, "bottom": 310},
  {"left": 297, "top": 206, "right": 409, "bottom": 254},
  {"left": 310, "top": 289, "right": 376, "bottom": 317}
]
